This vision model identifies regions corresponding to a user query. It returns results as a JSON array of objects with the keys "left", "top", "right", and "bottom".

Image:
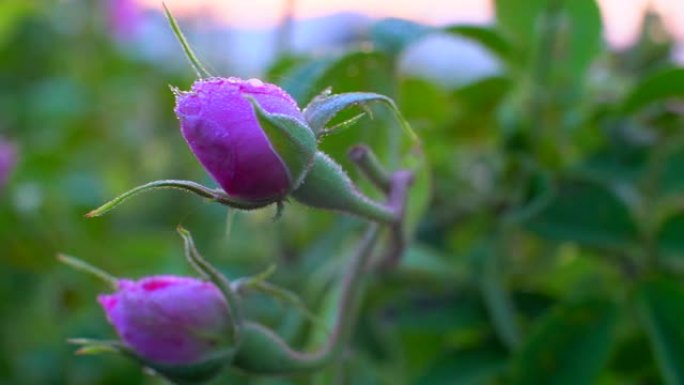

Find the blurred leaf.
[
  {"left": 511, "top": 300, "right": 617, "bottom": 385},
  {"left": 454, "top": 76, "right": 512, "bottom": 112},
  {"left": 580, "top": 146, "right": 649, "bottom": 185},
  {"left": 472, "top": 243, "right": 521, "bottom": 351},
  {"left": 398, "top": 78, "right": 452, "bottom": 129},
  {"left": 371, "top": 18, "right": 434, "bottom": 56},
  {"left": 524, "top": 179, "right": 638, "bottom": 248},
  {"left": 660, "top": 147, "right": 684, "bottom": 196},
  {"left": 415, "top": 345, "right": 507, "bottom": 385},
  {"left": 656, "top": 213, "right": 684, "bottom": 256},
  {"left": 638, "top": 279, "right": 684, "bottom": 385},
  {"left": 266, "top": 55, "right": 307, "bottom": 83},
  {"left": 280, "top": 51, "right": 393, "bottom": 107},
  {"left": 445, "top": 25, "right": 512, "bottom": 60},
  {"left": 278, "top": 57, "right": 336, "bottom": 105},
  {"left": 0, "top": 0, "right": 33, "bottom": 47},
  {"left": 622, "top": 68, "right": 684, "bottom": 114},
  {"left": 400, "top": 244, "right": 457, "bottom": 280},
  {"left": 494, "top": 0, "right": 546, "bottom": 53},
  {"left": 561, "top": 0, "right": 602, "bottom": 81},
  {"left": 390, "top": 290, "right": 487, "bottom": 332}
]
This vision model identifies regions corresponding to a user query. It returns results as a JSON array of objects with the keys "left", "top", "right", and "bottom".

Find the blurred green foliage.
[{"left": 1, "top": 0, "right": 684, "bottom": 384}]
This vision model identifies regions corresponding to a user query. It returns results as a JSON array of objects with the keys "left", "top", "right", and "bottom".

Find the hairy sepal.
[
  {"left": 303, "top": 91, "right": 418, "bottom": 142},
  {"left": 248, "top": 97, "right": 317, "bottom": 192}
]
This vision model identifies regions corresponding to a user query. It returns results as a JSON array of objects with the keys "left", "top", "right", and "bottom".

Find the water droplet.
[{"left": 246, "top": 78, "right": 264, "bottom": 87}]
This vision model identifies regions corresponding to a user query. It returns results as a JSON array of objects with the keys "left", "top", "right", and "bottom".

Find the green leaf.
[
  {"left": 524, "top": 179, "right": 638, "bottom": 248},
  {"left": 622, "top": 68, "right": 684, "bottom": 113},
  {"left": 391, "top": 290, "right": 487, "bottom": 332},
  {"left": 511, "top": 300, "right": 617, "bottom": 385},
  {"left": 656, "top": 213, "right": 684, "bottom": 256},
  {"left": 249, "top": 97, "right": 318, "bottom": 190},
  {"left": 445, "top": 25, "right": 512, "bottom": 60},
  {"left": 472, "top": 243, "right": 521, "bottom": 351},
  {"left": 638, "top": 279, "right": 684, "bottom": 385},
  {"left": 415, "top": 346, "right": 507, "bottom": 385},
  {"left": 398, "top": 78, "right": 452, "bottom": 129},
  {"left": 562, "top": 0, "right": 602, "bottom": 81},
  {"left": 278, "top": 57, "right": 337, "bottom": 104},
  {"left": 494, "top": 0, "right": 546, "bottom": 52},
  {"left": 659, "top": 147, "right": 684, "bottom": 196}
]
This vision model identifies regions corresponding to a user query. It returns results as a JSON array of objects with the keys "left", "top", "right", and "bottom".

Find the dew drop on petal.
[{"left": 246, "top": 78, "right": 264, "bottom": 88}]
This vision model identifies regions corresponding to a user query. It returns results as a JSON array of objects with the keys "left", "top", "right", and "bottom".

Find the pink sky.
[{"left": 141, "top": 0, "right": 684, "bottom": 48}]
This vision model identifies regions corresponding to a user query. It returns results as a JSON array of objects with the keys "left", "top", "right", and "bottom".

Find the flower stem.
[
  {"left": 231, "top": 168, "right": 413, "bottom": 374},
  {"left": 231, "top": 224, "right": 380, "bottom": 374},
  {"left": 348, "top": 144, "right": 391, "bottom": 193}
]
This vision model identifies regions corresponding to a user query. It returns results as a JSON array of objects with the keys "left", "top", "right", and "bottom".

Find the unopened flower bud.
[
  {"left": 175, "top": 77, "right": 314, "bottom": 203},
  {"left": 98, "top": 275, "right": 233, "bottom": 366}
]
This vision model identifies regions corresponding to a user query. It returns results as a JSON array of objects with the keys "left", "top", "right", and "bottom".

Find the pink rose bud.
[
  {"left": 175, "top": 77, "right": 310, "bottom": 203},
  {"left": 98, "top": 275, "right": 233, "bottom": 365},
  {"left": 0, "top": 139, "right": 16, "bottom": 190}
]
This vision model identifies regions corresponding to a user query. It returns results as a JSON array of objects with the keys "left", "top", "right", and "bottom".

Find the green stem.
[
  {"left": 348, "top": 144, "right": 391, "bottom": 193},
  {"left": 232, "top": 169, "right": 413, "bottom": 374},
  {"left": 232, "top": 224, "right": 380, "bottom": 374}
]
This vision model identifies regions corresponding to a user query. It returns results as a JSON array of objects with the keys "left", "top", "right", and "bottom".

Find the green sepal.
[
  {"left": 133, "top": 348, "right": 236, "bottom": 385},
  {"left": 233, "top": 322, "right": 322, "bottom": 374},
  {"left": 232, "top": 267, "right": 327, "bottom": 331},
  {"left": 70, "top": 337, "right": 235, "bottom": 384},
  {"left": 69, "top": 338, "right": 125, "bottom": 356},
  {"left": 302, "top": 91, "right": 418, "bottom": 142},
  {"left": 248, "top": 97, "right": 318, "bottom": 191},
  {"left": 177, "top": 226, "right": 244, "bottom": 337},
  {"left": 57, "top": 254, "right": 118, "bottom": 289},
  {"left": 162, "top": 3, "right": 211, "bottom": 78},
  {"left": 86, "top": 179, "right": 269, "bottom": 218},
  {"left": 292, "top": 152, "right": 395, "bottom": 225}
]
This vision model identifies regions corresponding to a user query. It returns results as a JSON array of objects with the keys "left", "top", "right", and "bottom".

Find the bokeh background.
[{"left": 1, "top": 0, "right": 684, "bottom": 384}]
